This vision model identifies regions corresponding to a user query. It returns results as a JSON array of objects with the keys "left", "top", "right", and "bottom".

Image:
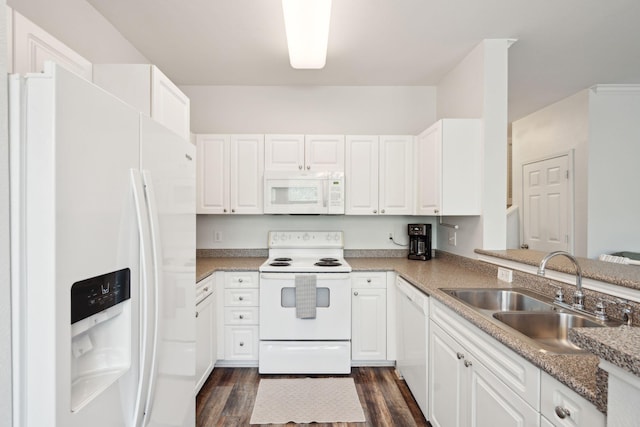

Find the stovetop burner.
[
  {"left": 269, "top": 261, "right": 291, "bottom": 267},
  {"left": 274, "top": 257, "right": 292, "bottom": 262},
  {"left": 319, "top": 257, "right": 339, "bottom": 262},
  {"left": 314, "top": 261, "right": 342, "bottom": 267}
]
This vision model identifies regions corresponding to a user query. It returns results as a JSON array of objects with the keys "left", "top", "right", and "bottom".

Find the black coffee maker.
[{"left": 408, "top": 224, "right": 432, "bottom": 261}]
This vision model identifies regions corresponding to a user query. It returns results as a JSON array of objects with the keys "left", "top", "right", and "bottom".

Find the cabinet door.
[
  {"left": 429, "top": 322, "right": 466, "bottom": 427},
  {"left": 379, "top": 135, "right": 414, "bottom": 215},
  {"left": 196, "top": 135, "right": 230, "bottom": 214},
  {"left": 195, "top": 293, "right": 214, "bottom": 393},
  {"left": 305, "top": 135, "right": 345, "bottom": 172},
  {"left": 265, "top": 134, "right": 305, "bottom": 171},
  {"left": 416, "top": 123, "right": 442, "bottom": 215},
  {"left": 230, "top": 135, "right": 264, "bottom": 214},
  {"left": 151, "top": 66, "right": 191, "bottom": 140},
  {"left": 469, "top": 358, "right": 539, "bottom": 427},
  {"left": 351, "top": 288, "right": 386, "bottom": 360},
  {"left": 11, "top": 10, "right": 92, "bottom": 80},
  {"left": 345, "top": 136, "right": 379, "bottom": 215}
]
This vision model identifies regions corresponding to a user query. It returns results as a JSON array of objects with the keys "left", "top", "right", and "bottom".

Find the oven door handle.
[{"left": 260, "top": 272, "right": 351, "bottom": 280}]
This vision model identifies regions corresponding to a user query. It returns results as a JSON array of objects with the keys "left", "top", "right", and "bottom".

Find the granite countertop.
[
  {"left": 476, "top": 248, "right": 640, "bottom": 290},
  {"left": 569, "top": 327, "right": 640, "bottom": 378},
  {"left": 196, "top": 254, "right": 613, "bottom": 412}
]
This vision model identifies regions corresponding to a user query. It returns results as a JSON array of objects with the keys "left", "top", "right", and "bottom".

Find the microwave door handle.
[{"left": 322, "top": 180, "right": 328, "bottom": 208}]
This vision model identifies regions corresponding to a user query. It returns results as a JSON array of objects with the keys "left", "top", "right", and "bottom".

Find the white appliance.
[
  {"left": 263, "top": 171, "right": 345, "bottom": 214},
  {"left": 259, "top": 231, "right": 352, "bottom": 374},
  {"left": 396, "top": 276, "right": 429, "bottom": 418},
  {"left": 9, "top": 62, "right": 196, "bottom": 427}
]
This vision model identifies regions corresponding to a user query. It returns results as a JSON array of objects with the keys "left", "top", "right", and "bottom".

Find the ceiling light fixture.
[{"left": 282, "top": 0, "right": 332, "bottom": 69}]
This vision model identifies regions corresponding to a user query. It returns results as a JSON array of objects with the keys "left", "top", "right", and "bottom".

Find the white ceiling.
[{"left": 83, "top": 0, "right": 640, "bottom": 121}]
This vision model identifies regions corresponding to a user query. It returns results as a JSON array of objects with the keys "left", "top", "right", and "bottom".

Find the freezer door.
[
  {"left": 15, "top": 63, "right": 142, "bottom": 427},
  {"left": 139, "top": 115, "right": 196, "bottom": 427}
]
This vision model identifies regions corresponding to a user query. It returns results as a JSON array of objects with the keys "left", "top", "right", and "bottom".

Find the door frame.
[{"left": 520, "top": 150, "right": 575, "bottom": 254}]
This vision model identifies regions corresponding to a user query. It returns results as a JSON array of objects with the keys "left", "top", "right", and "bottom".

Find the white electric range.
[{"left": 259, "top": 231, "right": 352, "bottom": 374}]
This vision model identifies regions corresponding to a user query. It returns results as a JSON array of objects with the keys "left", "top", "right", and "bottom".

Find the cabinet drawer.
[
  {"left": 224, "top": 288, "right": 259, "bottom": 306},
  {"left": 224, "top": 325, "right": 259, "bottom": 360},
  {"left": 224, "top": 307, "right": 259, "bottom": 325},
  {"left": 351, "top": 272, "right": 387, "bottom": 289},
  {"left": 196, "top": 277, "right": 214, "bottom": 304},
  {"left": 224, "top": 271, "right": 259, "bottom": 288},
  {"left": 540, "top": 372, "right": 604, "bottom": 427}
]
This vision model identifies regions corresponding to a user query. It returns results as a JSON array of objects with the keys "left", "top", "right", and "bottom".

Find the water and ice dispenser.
[{"left": 70, "top": 269, "right": 132, "bottom": 412}]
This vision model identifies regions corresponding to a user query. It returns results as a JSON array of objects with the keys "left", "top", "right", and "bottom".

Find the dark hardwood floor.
[{"left": 196, "top": 367, "right": 431, "bottom": 427}]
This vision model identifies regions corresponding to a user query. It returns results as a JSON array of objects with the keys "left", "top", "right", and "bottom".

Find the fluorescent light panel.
[{"left": 282, "top": 0, "right": 332, "bottom": 69}]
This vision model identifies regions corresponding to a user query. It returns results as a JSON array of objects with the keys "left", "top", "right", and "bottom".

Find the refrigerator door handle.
[
  {"left": 140, "top": 169, "right": 163, "bottom": 425},
  {"left": 130, "top": 170, "right": 156, "bottom": 427}
]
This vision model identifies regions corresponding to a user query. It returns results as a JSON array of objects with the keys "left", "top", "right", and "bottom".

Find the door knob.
[
  {"left": 554, "top": 406, "right": 571, "bottom": 419},
  {"left": 521, "top": 243, "right": 529, "bottom": 249},
  {"left": 464, "top": 360, "right": 473, "bottom": 368},
  {"left": 456, "top": 352, "right": 464, "bottom": 360}
]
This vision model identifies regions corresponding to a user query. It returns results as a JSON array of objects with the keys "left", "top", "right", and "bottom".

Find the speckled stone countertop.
[
  {"left": 476, "top": 249, "right": 640, "bottom": 290},
  {"left": 196, "top": 253, "right": 611, "bottom": 412},
  {"left": 569, "top": 327, "right": 640, "bottom": 378}
]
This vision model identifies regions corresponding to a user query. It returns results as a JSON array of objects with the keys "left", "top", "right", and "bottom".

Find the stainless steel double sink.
[{"left": 441, "top": 288, "right": 620, "bottom": 354}]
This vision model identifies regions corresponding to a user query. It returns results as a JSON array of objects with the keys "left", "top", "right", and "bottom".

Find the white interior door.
[{"left": 522, "top": 155, "right": 571, "bottom": 253}]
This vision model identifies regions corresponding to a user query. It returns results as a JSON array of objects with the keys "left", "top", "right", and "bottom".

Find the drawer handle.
[
  {"left": 203, "top": 287, "right": 209, "bottom": 292},
  {"left": 239, "top": 314, "right": 244, "bottom": 319},
  {"left": 367, "top": 279, "right": 371, "bottom": 283},
  {"left": 464, "top": 360, "right": 473, "bottom": 368},
  {"left": 555, "top": 406, "right": 571, "bottom": 419},
  {"left": 354, "top": 291, "right": 359, "bottom": 296},
  {"left": 238, "top": 296, "right": 244, "bottom": 301},
  {"left": 239, "top": 342, "right": 245, "bottom": 347},
  {"left": 238, "top": 278, "right": 243, "bottom": 283},
  {"left": 456, "top": 352, "right": 464, "bottom": 360},
  {"left": 195, "top": 311, "right": 199, "bottom": 318}
]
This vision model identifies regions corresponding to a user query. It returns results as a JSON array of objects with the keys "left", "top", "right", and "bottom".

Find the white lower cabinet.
[
  {"left": 222, "top": 272, "right": 259, "bottom": 363},
  {"left": 351, "top": 272, "right": 387, "bottom": 362},
  {"left": 430, "top": 299, "right": 540, "bottom": 427},
  {"left": 540, "top": 371, "right": 605, "bottom": 427},
  {"left": 195, "top": 275, "right": 215, "bottom": 394},
  {"left": 429, "top": 298, "right": 605, "bottom": 427}
]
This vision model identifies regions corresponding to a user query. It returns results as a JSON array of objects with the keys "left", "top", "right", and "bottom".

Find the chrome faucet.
[{"left": 538, "top": 251, "right": 585, "bottom": 310}]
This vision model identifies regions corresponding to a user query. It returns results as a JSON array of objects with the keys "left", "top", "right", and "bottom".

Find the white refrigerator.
[{"left": 10, "top": 62, "right": 196, "bottom": 427}]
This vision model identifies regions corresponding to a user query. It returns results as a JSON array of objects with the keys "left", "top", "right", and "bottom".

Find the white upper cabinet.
[
  {"left": 416, "top": 119, "right": 481, "bottom": 216},
  {"left": 264, "top": 135, "right": 305, "bottom": 171},
  {"left": 196, "top": 134, "right": 264, "bottom": 215},
  {"left": 9, "top": 9, "right": 92, "bottom": 80},
  {"left": 346, "top": 136, "right": 380, "bottom": 214},
  {"left": 93, "top": 64, "right": 191, "bottom": 140},
  {"left": 346, "top": 135, "right": 413, "bottom": 215},
  {"left": 229, "top": 135, "right": 265, "bottom": 215},
  {"left": 197, "top": 135, "right": 229, "bottom": 214},
  {"left": 304, "top": 135, "right": 345, "bottom": 172},
  {"left": 265, "top": 134, "right": 344, "bottom": 172},
  {"left": 379, "top": 135, "right": 414, "bottom": 215}
]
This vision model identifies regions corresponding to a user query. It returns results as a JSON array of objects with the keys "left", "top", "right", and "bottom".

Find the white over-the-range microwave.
[{"left": 263, "top": 171, "right": 345, "bottom": 214}]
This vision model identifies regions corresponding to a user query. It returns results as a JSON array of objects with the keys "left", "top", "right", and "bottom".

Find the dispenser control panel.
[{"left": 71, "top": 268, "right": 131, "bottom": 324}]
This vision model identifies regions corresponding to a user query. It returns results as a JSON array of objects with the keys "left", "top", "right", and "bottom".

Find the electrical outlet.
[
  {"left": 497, "top": 267, "right": 513, "bottom": 283},
  {"left": 214, "top": 231, "right": 222, "bottom": 242},
  {"left": 448, "top": 230, "right": 457, "bottom": 246}
]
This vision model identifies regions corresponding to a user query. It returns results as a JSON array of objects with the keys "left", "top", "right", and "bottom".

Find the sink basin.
[
  {"left": 492, "top": 312, "right": 607, "bottom": 353},
  {"left": 442, "top": 288, "right": 555, "bottom": 312},
  {"left": 441, "top": 287, "right": 621, "bottom": 354}
]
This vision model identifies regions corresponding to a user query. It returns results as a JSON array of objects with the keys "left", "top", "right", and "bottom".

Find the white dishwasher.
[{"left": 396, "top": 276, "right": 429, "bottom": 418}]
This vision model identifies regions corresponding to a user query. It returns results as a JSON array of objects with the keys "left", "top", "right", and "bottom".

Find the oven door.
[{"left": 259, "top": 273, "right": 351, "bottom": 340}]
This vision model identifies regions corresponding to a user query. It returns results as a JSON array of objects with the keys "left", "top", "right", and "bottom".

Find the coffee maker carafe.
[{"left": 408, "top": 224, "right": 432, "bottom": 261}]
